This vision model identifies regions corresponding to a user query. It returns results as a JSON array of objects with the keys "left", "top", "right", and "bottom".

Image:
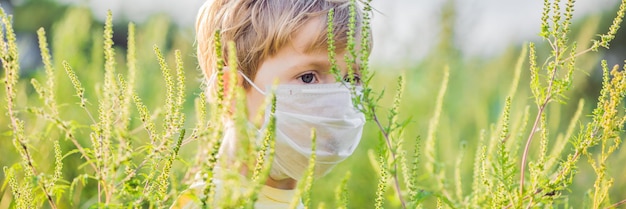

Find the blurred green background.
[{"left": 1, "top": 0, "right": 626, "bottom": 208}]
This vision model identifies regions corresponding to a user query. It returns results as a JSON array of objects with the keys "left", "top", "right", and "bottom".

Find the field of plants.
[{"left": 1, "top": 0, "right": 626, "bottom": 208}]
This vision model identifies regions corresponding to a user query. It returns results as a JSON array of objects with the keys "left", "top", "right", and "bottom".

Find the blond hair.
[{"left": 195, "top": 0, "right": 370, "bottom": 89}]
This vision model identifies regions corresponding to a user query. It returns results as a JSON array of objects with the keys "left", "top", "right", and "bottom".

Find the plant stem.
[
  {"left": 520, "top": 35, "right": 562, "bottom": 206},
  {"left": 510, "top": 133, "right": 587, "bottom": 209},
  {"left": 519, "top": 96, "right": 550, "bottom": 200},
  {"left": 562, "top": 47, "right": 593, "bottom": 63},
  {"left": 371, "top": 106, "right": 407, "bottom": 209},
  {"left": 604, "top": 198, "right": 626, "bottom": 209},
  {"left": 6, "top": 81, "right": 58, "bottom": 209},
  {"left": 503, "top": 189, "right": 540, "bottom": 209}
]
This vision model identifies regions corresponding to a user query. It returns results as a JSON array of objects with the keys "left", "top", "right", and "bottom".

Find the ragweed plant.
[
  {"left": 516, "top": 0, "right": 626, "bottom": 207},
  {"left": 329, "top": 0, "right": 414, "bottom": 208},
  {"left": 0, "top": 8, "right": 197, "bottom": 208},
  {"left": 1, "top": 7, "right": 59, "bottom": 209},
  {"left": 328, "top": 0, "right": 626, "bottom": 208}
]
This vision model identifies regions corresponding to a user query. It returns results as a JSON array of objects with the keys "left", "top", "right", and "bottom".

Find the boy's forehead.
[
  {"left": 289, "top": 16, "right": 361, "bottom": 56},
  {"left": 290, "top": 17, "right": 327, "bottom": 54},
  {"left": 283, "top": 17, "right": 360, "bottom": 60}
]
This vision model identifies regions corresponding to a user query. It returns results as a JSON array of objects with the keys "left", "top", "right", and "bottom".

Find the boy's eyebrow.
[
  {"left": 291, "top": 59, "right": 362, "bottom": 75},
  {"left": 291, "top": 60, "right": 330, "bottom": 72}
]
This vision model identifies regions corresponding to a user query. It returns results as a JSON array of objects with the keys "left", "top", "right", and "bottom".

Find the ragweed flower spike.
[{"left": 37, "top": 28, "right": 59, "bottom": 116}]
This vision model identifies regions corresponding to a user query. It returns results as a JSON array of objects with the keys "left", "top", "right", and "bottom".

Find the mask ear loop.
[
  {"left": 206, "top": 71, "right": 217, "bottom": 88},
  {"left": 205, "top": 69, "right": 263, "bottom": 93},
  {"left": 236, "top": 70, "right": 270, "bottom": 151},
  {"left": 238, "top": 71, "right": 266, "bottom": 95},
  {"left": 203, "top": 72, "right": 218, "bottom": 99}
]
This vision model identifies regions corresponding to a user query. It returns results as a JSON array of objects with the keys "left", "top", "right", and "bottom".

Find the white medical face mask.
[{"left": 240, "top": 72, "right": 366, "bottom": 180}]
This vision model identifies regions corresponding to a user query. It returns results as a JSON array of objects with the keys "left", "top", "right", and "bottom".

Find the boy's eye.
[
  {"left": 343, "top": 74, "right": 362, "bottom": 84},
  {"left": 299, "top": 72, "right": 318, "bottom": 84}
]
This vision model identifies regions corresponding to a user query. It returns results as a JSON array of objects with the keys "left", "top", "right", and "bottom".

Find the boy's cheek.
[{"left": 245, "top": 89, "right": 266, "bottom": 126}]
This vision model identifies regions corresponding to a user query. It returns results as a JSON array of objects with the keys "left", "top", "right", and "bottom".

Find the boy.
[{"left": 174, "top": 0, "right": 371, "bottom": 208}]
